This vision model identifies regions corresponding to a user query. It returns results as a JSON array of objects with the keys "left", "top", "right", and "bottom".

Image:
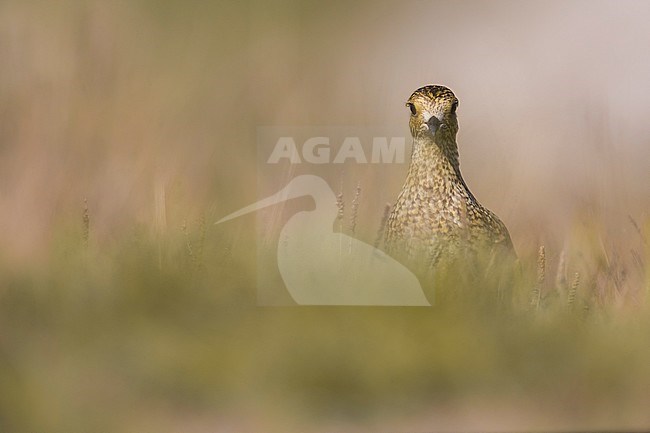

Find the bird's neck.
[{"left": 406, "top": 136, "right": 465, "bottom": 188}]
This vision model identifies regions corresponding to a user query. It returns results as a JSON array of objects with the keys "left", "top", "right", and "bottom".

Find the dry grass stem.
[
  {"left": 531, "top": 245, "right": 545, "bottom": 309},
  {"left": 568, "top": 272, "right": 580, "bottom": 309}
]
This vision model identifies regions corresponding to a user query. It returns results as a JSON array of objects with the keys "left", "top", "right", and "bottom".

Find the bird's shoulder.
[{"left": 472, "top": 204, "right": 513, "bottom": 249}]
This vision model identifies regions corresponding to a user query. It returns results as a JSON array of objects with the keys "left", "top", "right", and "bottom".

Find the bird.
[
  {"left": 216, "top": 174, "right": 430, "bottom": 306},
  {"left": 384, "top": 85, "right": 515, "bottom": 276}
]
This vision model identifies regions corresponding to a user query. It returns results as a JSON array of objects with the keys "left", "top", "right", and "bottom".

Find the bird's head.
[{"left": 406, "top": 85, "right": 459, "bottom": 142}]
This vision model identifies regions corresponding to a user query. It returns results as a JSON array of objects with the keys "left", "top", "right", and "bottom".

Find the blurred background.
[{"left": 0, "top": 1, "right": 649, "bottom": 432}]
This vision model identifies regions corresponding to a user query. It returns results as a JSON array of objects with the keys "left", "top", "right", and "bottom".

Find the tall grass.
[{"left": 1, "top": 203, "right": 648, "bottom": 432}]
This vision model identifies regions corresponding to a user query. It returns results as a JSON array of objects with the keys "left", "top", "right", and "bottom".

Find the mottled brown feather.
[{"left": 385, "top": 85, "right": 514, "bottom": 270}]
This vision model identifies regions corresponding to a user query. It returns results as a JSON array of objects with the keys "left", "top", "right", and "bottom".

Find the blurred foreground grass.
[{"left": 0, "top": 208, "right": 649, "bottom": 432}]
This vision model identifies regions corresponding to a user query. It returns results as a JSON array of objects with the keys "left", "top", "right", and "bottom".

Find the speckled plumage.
[{"left": 385, "top": 85, "right": 514, "bottom": 270}]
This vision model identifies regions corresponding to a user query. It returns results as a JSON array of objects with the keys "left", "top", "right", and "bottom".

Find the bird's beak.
[{"left": 423, "top": 112, "right": 443, "bottom": 134}]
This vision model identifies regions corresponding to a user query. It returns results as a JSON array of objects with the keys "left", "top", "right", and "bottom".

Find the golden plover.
[{"left": 385, "top": 85, "right": 514, "bottom": 271}]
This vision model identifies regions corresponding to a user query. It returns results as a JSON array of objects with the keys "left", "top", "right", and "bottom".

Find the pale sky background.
[{"left": 1, "top": 0, "right": 649, "bottom": 258}]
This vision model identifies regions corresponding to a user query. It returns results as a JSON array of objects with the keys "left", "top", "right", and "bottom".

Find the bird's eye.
[
  {"left": 407, "top": 103, "right": 417, "bottom": 115},
  {"left": 451, "top": 100, "right": 458, "bottom": 114}
]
